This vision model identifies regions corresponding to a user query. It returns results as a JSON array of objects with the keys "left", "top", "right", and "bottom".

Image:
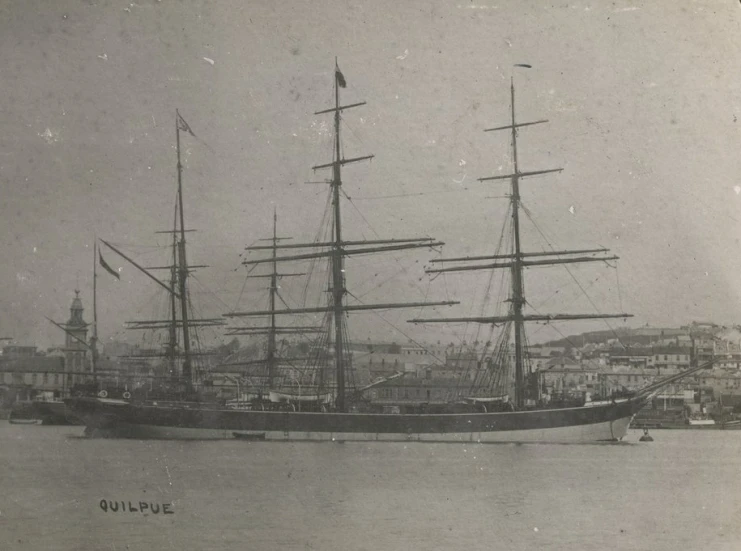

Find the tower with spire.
[{"left": 64, "top": 290, "right": 89, "bottom": 384}]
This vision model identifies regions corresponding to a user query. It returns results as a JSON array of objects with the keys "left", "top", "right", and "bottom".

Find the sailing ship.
[
  {"left": 98, "top": 110, "right": 226, "bottom": 402},
  {"left": 65, "top": 63, "right": 717, "bottom": 442}
]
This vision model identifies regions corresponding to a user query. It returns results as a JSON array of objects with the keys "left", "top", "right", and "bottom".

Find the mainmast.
[
  {"left": 225, "top": 60, "right": 458, "bottom": 412},
  {"left": 410, "top": 78, "right": 631, "bottom": 410},
  {"left": 329, "top": 60, "right": 349, "bottom": 412},
  {"left": 175, "top": 109, "right": 193, "bottom": 388},
  {"left": 508, "top": 81, "right": 526, "bottom": 409}
]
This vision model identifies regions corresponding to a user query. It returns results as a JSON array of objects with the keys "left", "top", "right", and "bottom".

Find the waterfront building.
[
  {"left": 368, "top": 376, "right": 465, "bottom": 408},
  {"left": 607, "top": 347, "right": 652, "bottom": 368},
  {"left": 650, "top": 347, "right": 691, "bottom": 372},
  {"left": 0, "top": 348, "right": 66, "bottom": 404},
  {"left": 0, "top": 292, "right": 126, "bottom": 406}
]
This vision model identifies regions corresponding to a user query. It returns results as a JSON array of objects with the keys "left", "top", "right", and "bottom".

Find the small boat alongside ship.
[
  {"left": 30, "top": 397, "right": 77, "bottom": 425},
  {"left": 631, "top": 417, "right": 741, "bottom": 430},
  {"left": 4, "top": 395, "right": 77, "bottom": 426},
  {"left": 631, "top": 397, "right": 741, "bottom": 430},
  {"left": 66, "top": 64, "right": 718, "bottom": 443},
  {"left": 7, "top": 401, "right": 41, "bottom": 424}
]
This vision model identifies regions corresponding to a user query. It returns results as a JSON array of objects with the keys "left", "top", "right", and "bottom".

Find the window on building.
[
  {"left": 43, "top": 373, "right": 48, "bottom": 384},
  {"left": 32, "top": 373, "right": 37, "bottom": 384}
]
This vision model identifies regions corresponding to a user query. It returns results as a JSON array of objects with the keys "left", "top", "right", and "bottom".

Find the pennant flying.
[
  {"left": 176, "top": 111, "right": 196, "bottom": 137},
  {"left": 99, "top": 252, "right": 120, "bottom": 280},
  {"left": 335, "top": 67, "right": 346, "bottom": 88}
]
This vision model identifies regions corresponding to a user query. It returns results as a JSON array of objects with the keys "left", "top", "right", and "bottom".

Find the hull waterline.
[{"left": 65, "top": 397, "right": 643, "bottom": 443}]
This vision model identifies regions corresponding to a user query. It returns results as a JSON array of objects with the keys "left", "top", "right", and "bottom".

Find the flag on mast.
[
  {"left": 335, "top": 65, "right": 346, "bottom": 88},
  {"left": 99, "top": 252, "right": 120, "bottom": 280},
  {"left": 176, "top": 110, "right": 196, "bottom": 137}
]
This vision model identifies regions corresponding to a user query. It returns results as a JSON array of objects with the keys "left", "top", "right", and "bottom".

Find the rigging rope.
[{"left": 519, "top": 201, "right": 629, "bottom": 350}]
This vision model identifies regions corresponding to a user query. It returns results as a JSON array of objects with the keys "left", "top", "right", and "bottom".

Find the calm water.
[{"left": 1, "top": 422, "right": 740, "bottom": 551}]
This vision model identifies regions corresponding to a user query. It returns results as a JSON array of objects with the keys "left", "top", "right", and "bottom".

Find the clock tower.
[{"left": 64, "top": 290, "right": 89, "bottom": 385}]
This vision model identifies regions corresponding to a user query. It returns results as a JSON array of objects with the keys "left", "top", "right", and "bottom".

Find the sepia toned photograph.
[{"left": 1, "top": 1, "right": 740, "bottom": 549}]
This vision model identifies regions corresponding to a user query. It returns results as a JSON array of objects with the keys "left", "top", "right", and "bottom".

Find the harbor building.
[{"left": 0, "top": 291, "right": 93, "bottom": 406}]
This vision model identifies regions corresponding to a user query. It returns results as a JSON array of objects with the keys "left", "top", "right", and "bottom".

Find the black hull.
[
  {"left": 30, "top": 401, "right": 83, "bottom": 426},
  {"left": 65, "top": 397, "right": 644, "bottom": 443}
]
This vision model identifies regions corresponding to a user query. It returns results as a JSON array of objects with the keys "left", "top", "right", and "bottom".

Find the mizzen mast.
[
  {"left": 224, "top": 209, "right": 322, "bottom": 389},
  {"left": 411, "top": 79, "right": 631, "bottom": 409}
]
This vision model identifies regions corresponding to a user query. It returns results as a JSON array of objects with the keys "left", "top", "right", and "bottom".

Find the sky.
[{"left": 1, "top": 0, "right": 741, "bottom": 351}]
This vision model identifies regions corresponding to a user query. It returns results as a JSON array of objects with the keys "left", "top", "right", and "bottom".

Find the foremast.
[
  {"left": 411, "top": 79, "right": 632, "bottom": 409},
  {"left": 226, "top": 60, "right": 458, "bottom": 412}
]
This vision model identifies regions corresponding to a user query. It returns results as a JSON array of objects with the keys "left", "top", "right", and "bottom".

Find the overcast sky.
[{"left": 2, "top": 0, "right": 741, "bottom": 350}]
